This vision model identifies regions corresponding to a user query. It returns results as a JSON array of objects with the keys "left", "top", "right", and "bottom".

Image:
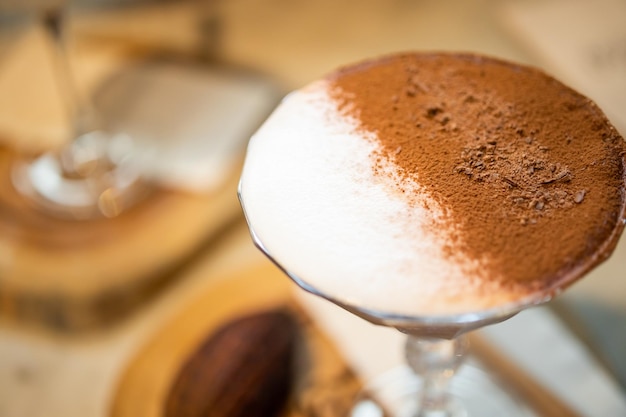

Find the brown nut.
[{"left": 165, "top": 309, "right": 298, "bottom": 417}]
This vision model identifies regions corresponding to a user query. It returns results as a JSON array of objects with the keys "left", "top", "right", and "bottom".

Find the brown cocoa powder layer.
[{"left": 329, "top": 52, "right": 626, "bottom": 294}]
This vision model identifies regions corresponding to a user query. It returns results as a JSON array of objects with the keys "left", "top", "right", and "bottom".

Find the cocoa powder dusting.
[{"left": 329, "top": 53, "right": 626, "bottom": 293}]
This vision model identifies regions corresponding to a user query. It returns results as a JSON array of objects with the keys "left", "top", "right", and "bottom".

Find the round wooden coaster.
[
  {"left": 109, "top": 262, "right": 361, "bottom": 417},
  {"left": 0, "top": 148, "right": 242, "bottom": 331}
]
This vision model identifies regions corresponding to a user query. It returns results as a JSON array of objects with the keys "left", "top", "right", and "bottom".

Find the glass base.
[
  {"left": 12, "top": 131, "right": 149, "bottom": 219},
  {"left": 351, "top": 365, "right": 532, "bottom": 417}
]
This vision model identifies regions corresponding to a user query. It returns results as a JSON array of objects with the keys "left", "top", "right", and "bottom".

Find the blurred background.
[{"left": 0, "top": 0, "right": 624, "bottom": 416}]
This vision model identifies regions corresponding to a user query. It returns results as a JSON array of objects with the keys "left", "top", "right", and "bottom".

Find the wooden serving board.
[
  {"left": 109, "top": 262, "right": 361, "bottom": 417},
  {"left": 0, "top": 148, "right": 242, "bottom": 332}
]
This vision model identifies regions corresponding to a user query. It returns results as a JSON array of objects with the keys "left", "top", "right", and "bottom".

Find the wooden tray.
[
  {"left": 0, "top": 148, "right": 242, "bottom": 332},
  {"left": 110, "top": 262, "right": 361, "bottom": 417}
]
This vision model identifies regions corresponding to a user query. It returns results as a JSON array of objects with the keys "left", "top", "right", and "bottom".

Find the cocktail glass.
[
  {"left": 9, "top": 5, "right": 147, "bottom": 219},
  {"left": 237, "top": 178, "right": 572, "bottom": 416}
]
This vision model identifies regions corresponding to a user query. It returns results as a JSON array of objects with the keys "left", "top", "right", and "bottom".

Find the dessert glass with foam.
[
  {"left": 239, "top": 52, "right": 626, "bottom": 416},
  {"left": 241, "top": 83, "right": 517, "bottom": 335}
]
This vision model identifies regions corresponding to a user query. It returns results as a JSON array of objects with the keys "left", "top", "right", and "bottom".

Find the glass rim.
[{"left": 237, "top": 179, "right": 563, "bottom": 332}]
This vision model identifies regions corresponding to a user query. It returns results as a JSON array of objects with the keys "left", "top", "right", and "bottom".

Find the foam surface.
[{"left": 240, "top": 81, "right": 520, "bottom": 316}]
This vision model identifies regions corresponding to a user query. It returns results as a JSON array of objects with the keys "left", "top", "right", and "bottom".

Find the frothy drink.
[{"left": 240, "top": 53, "right": 626, "bottom": 317}]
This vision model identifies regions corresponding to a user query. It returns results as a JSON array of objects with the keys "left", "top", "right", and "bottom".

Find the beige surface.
[{"left": 0, "top": 220, "right": 265, "bottom": 417}]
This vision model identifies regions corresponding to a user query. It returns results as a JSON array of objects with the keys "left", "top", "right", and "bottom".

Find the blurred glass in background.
[{"left": 0, "top": 0, "right": 279, "bottom": 330}]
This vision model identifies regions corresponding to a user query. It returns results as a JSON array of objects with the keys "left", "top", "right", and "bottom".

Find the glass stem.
[
  {"left": 11, "top": 5, "right": 146, "bottom": 219},
  {"left": 195, "top": 0, "right": 222, "bottom": 62},
  {"left": 42, "top": 8, "right": 111, "bottom": 178},
  {"left": 405, "top": 334, "right": 468, "bottom": 417},
  {"left": 43, "top": 7, "right": 88, "bottom": 133}
]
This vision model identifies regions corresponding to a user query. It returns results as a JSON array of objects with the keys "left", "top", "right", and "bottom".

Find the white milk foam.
[{"left": 240, "top": 81, "right": 503, "bottom": 316}]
